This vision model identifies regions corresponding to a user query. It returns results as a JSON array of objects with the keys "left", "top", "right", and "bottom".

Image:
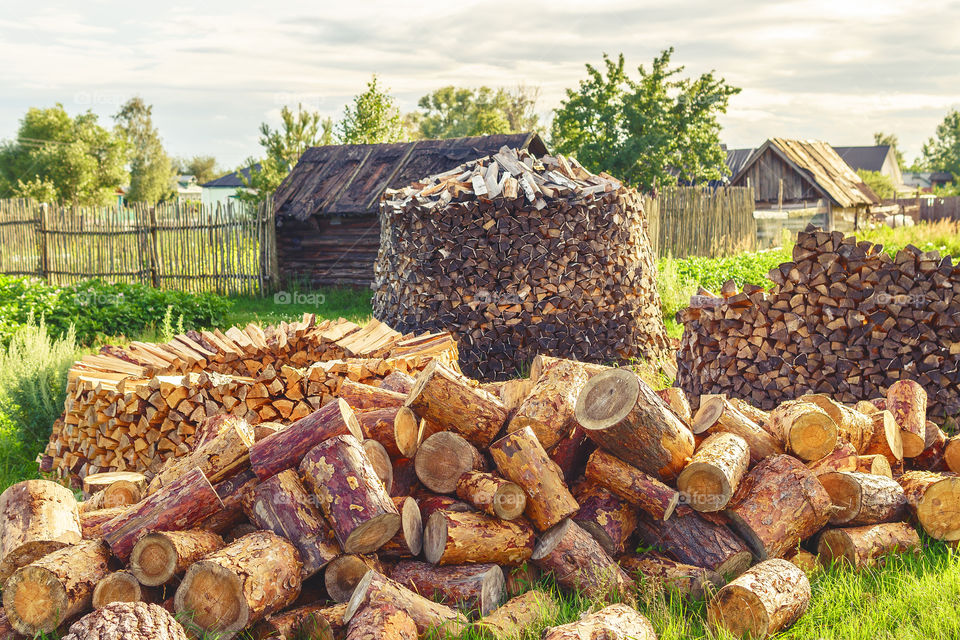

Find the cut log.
[
  {"left": 129, "top": 529, "right": 225, "bottom": 586},
  {"left": 455, "top": 470, "right": 527, "bottom": 521},
  {"left": 945, "top": 435, "right": 960, "bottom": 473},
  {"left": 783, "top": 548, "right": 819, "bottom": 573},
  {"left": 724, "top": 454, "right": 832, "bottom": 560},
  {"left": 361, "top": 439, "right": 394, "bottom": 494},
  {"left": 818, "top": 471, "right": 907, "bottom": 526},
  {"left": 174, "top": 531, "right": 302, "bottom": 636},
  {"left": 547, "top": 423, "right": 593, "bottom": 483},
  {"left": 414, "top": 431, "right": 485, "bottom": 494},
  {"left": 380, "top": 496, "right": 424, "bottom": 558},
  {"left": 571, "top": 479, "right": 639, "bottom": 556},
  {"left": 897, "top": 471, "right": 960, "bottom": 540},
  {"left": 299, "top": 434, "right": 400, "bottom": 554},
  {"left": 390, "top": 457, "right": 419, "bottom": 498},
  {"left": 92, "top": 571, "right": 143, "bottom": 609},
  {"left": 147, "top": 418, "right": 255, "bottom": 494},
  {"left": 379, "top": 371, "right": 416, "bottom": 395},
  {"left": 344, "top": 570, "right": 468, "bottom": 636},
  {"left": 575, "top": 368, "right": 695, "bottom": 480},
  {"left": 619, "top": 551, "right": 722, "bottom": 601},
  {"left": 503, "top": 563, "right": 541, "bottom": 597},
  {"left": 254, "top": 421, "right": 284, "bottom": 442},
  {"left": 0, "top": 479, "right": 82, "bottom": 584},
  {"left": 677, "top": 432, "right": 749, "bottom": 512},
  {"left": 489, "top": 426, "right": 579, "bottom": 531},
  {"left": 531, "top": 519, "right": 636, "bottom": 605},
  {"left": 765, "top": 400, "right": 837, "bottom": 461},
  {"left": 193, "top": 414, "right": 249, "bottom": 449},
  {"left": 802, "top": 394, "right": 873, "bottom": 452},
  {"left": 887, "top": 380, "right": 927, "bottom": 457},
  {"left": 3, "top": 539, "right": 110, "bottom": 635},
  {"left": 405, "top": 360, "right": 508, "bottom": 448},
  {"left": 530, "top": 354, "right": 608, "bottom": 382},
  {"left": 197, "top": 468, "right": 259, "bottom": 535},
  {"left": 250, "top": 603, "right": 335, "bottom": 640},
  {"left": 417, "top": 494, "right": 473, "bottom": 520},
  {"left": 706, "top": 558, "right": 810, "bottom": 639},
  {"left": 423, "top": 510, "right": 535, "bottom": 566},
  {"left": 240, "top": 469, "right": 339, "bottom": 578},
  {"left": 807, "top": 442, "right": 859, "bottom": 475},
  {"left": 60, "top": 602, "right": 187, "bottom": 640},
  {"left": 390, "top": 560, "right": 505, "bottom": 615},
  {"left": 584, "top": 448, "right": 679, "bottom": 521},
  {"left": 79, "top": 486, "right": 138, "bottom": 514},
  {"left": 727, "top": 398, "right": 770, "bottom": 428},
  {"left": 325, "top": 555, "right": 383, "bottom": 603},
  {"left": 655, "top": 387, "right": 692, "bottom": 423},
  {"left": 856, "top": 454, "right": 893, "bottom": 478},
  {"left": 82, "top": 472, "right": 147, "bottom": 500},
  {"left": 692, "top": 396, "right": 782, "bottom": 465},
  {"left": 634, "top": 507, "right": 752, "bottom": 578},
  {"left": 861, "top": 410, "right": 904, "bottom": 463},
  {"left": 358, "top": 407, "right": 417, "bottom": 459},
  {"left": 913, "top": 421, "right": 948, "bottom": 471},
  {"left": 541, "top": 603, "right": 655, "bottom": 640},
  {"left": 393, "top": 407, "right": 423, "bottom": 458},
  {"left": 507, "top": 357, "right": 591, "bottom": 449},
  {"left": 339, "top": 379, "right": 406, "bottom": 411},
  {"left": 473, "top": 589, "right": 558, "bottom": 640},
  {"left": 80, "top": 507, "right": 127, "bottom": 540},
  {"left": 346, "top": 604, "right": 417, "bottom": 640},
  {"left": 817, "top": 522, "right": 921, "bottom": 568},
  {"left": 249, "top": 398, "right": 361, "bottom": 480}
]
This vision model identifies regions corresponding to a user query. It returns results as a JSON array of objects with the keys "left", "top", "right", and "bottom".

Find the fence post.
[
  {"left": 37, "top": 203, "right": 50, "bottom": 283},
  {"left": 149, "top": 205, "right": 161, "bottom": 288},
  {"left": 263, "top": 196, "right": 279, "bottom": 293}
]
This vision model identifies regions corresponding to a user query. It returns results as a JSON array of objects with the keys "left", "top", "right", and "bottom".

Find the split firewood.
[
  {"left": 82, "top": 471, "right": 147, "bottom": 500},
  {"left": 415, "top": 431, "right": 486, "bottom": 494},
  {"left": 541, "top": 604, "right": 656, "bottom": 640},
  {"left": 346, "top": 604, "right": 417, "bottom": 640},
  {"left": 619, "top": 551, "right": 723, "bottom": 600},
  {"left": 339, "top": 379, "right": 406, "bottom": 411},
  {"left": 707, "top": 558, "right": 811, "bottom": 639},
  {"left": 692, "top": 396, "right": 783, "bottom": 464},
  {"left": 677, "top": 432, "right": 749, "bottom": 512},
  {"left": 380, "top": 496, "right": 424, "bottom": 558},
  {"left": 571, "top": 479, "right": 639, "bottom": 556},
  {"left": 584, "top": 449, "right": 679, "bottom": 521},
  {"left": 423, "top": 510, "right": 535, "bottom": 566},
  {"left": 250, "top": 603, "right": 336, "bottom": 640},
  {"left": 193, "top": 414, "right": 250, "bottom": 449},
  {"left": 325, "top": 555, "right": 383, "bottom": 603},
  {"left": 175, "top": 531, "right": 302, "bottom": 636},
  {"left": 344, "top": 571, "right": 468, "bottom": 637},
  {"left": 129, "top": 529, "right": 224, "bottom": 586},
  {"left": 507, "top": 357, "right": 592, "bottom": 449},
  {"left": 362, "top": 439, "right": 394, "bottom": 493},
  {"left": 886, "top": 380, "right": 927, "bottom": 457},
  {"left": 817, "top": 521, "right": 921, "bottom": 568},
  {"left": 818, "top": 471, "right": 907, "bottom": 526},
  {"left": 60, "top": 602, "right": 187, "bottom": 640},
  {"left": 455, "top": 470, "right": 527, "bottom": 521},
  {"left": 473, "top": 589, "right": 558, "bottom": 639},
  {"left": 147, "top": 418, "right": 255, "bottom": 494},
  {"left": 92, "top": 571, "right": 145, "bottom": 609},
  {"left": 765, "top": 400, "right": 838, "bottom": 461},
  {"left": 897, "top": 471, "right": 960, "bottom": 540},
  {"left": 390, "top": 560, "right": 505, "bottom": 615},
  {"left": 634, "top": 507, "right": 752, "bottom": 578}
]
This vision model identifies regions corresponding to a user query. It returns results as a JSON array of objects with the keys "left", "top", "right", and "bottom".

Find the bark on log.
[
  {"left": 250, "top": 603, "right": 335, "bottom": 640},
  {"left": 619, "top": 551, "right": 723, "bottom": 600},
  {"left": 913, "top": 421, "right": 948, "bottom": 471},
  {"left": 503, "top": 563, "right": 541, "bottom": 598},
  {"left": 817, "top": 522, "right": 921, "bottom": 568},
  {"left": 677, "top": 432, "right": 749, "bottom": 512},
  {"left": 818, "top": 471, "right": 907, "bottom": 526},
  {"left": 473, "top": 589, "right": 558, "bottom": 640},
  {"left": 390, "top": 560, "right": 505, "bottom": 615},
  {"left": 0, "top": 479, "right": 82, "bottom": 584},
  {"left": 541, "top": 604, "right": 655, "bottom": 640},
  {"left": 249, "top": 399, "right": 361, "bottom": 480},
  {"left": 887, "top": 380, "right": 927, "bottom": 458},
  {"left": 197, "top": 468, "right": 258, "bottom": 535},
  {"left": 802, "top": 394, "right": 873, "bottom": 452},
  {"left": 945, "top": 436, "right": 960, "bottom": 474},
  {"left": 417, "top": 494, "right": 473, "bottom": 520},
  {"left": 423, "top": 510, "right": 535, "bottom": 566},
  {"left": 60, "top": 602, "right": 187, "bottom": 640},
  {"left": 575, "top": 368, "right": 695, "bottom": 481},
  {"left": 344, "top": 570, "right": 468, "bottom": 636},
  {"left": 82, "top": 472, "right": 147, "bottom": 500},
  {"left": 129, "top": 529, "right": 225, "bottom": 586},
  {"left": 656, "top": 387, "right": 693, "bottom": 424},
  {"left": 390, "top": 457, "right": 419, "bottom": 498},
  {"left": 547, "top": 424, "right": 593, "bottom": 483},
  {"left": 3, "top": 539, "right": 110, "bottom": 635},
  {"left": 379, "top": 496, "right": 423, "bottom": 558},
  {"left": 807, "top": 443, "right": 859, "bottom": 475},
  {"left": 346, "top": 604, "right": 417, "bottom": 640},
  {"left": 379, "top": 371, "right": 416, "bottom": 395},
  {"left": 325, "top": 555, "right": 383, "bottom": 603},
  {"left": 783, "top": 548, "right": 819, "bottom": 573},
  {"left": 897, "top": 471, "right": 960, "bottom": 540},
  {"left": 405, "top": 360, "right": 508, "bottom": 449},
  {"left": 92, "top": 571, "right": 143, "bottom": 609},
  {"left": 489, "top": 426, "right": 579, "bottom": 531},
  {"left": 358, "top": 407, "right": 417, "bottom": 459},
  {"left": 724, "top": 454, "right": 833, "bottom": 560},
  {"left": 571, "top": 479, "right": 639, "bottom": 556},
  {"left": 147, "top": 419, "right": 255, "bottom": 494},
  {"left": 530, "top": 354, "right": 609, "bottom": 382},
  {"left": 455, "top": 470, "right": 527, "bottom": 521},
  {"left": 414, "top": 431, "right": 485, "bottom": 494},
  {"left": 706, "top": 558, "right": 810, "bottom": 639},
  {"left": 765, "top": 400, "right": 838, "bottom": 461},
  {"left": 691, "top": 396, "right": 782, "bottom": 465},
  {"left": 856, "top": 455, "right": 893, "bottom": 478},
  {"left": 507, "top": 358, "right": 591, "bottom": 449},
  {"left": 584, "top": 448, "right": 679, "bottom": 521},
  {"left": 339, "top": 379, "right": 406, "bottom": 411},
  {"left": 299, "top": 434, "right": 400, "bottom": 554},
  {"left": 634, "top": 507, "right": 752, "bottom": 578},
  {"left": 862, "top": 410, "right": 904, "bottom": 463},
  {"left": 361, "top": 439, "right": 394, "bottom": 494},
  {"left": 174, "top": 531, "right": 302, "bottom": 636},
  {"left": 727, "top": 398, "right": 771, "bottom": 428},
  {"left": 531, "top": 519, "right": 636, "bottom": 605},
  {"left": 80, "top": 507, "right": 127, "bottom": 540}
]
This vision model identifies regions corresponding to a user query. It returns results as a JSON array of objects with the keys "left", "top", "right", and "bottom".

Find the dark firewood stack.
[
  {"left": 677, "top": 225, "right": 960, "bottom": 424},
  {"left": 372, "top": 146, "right": 669, "bottom": 380}
]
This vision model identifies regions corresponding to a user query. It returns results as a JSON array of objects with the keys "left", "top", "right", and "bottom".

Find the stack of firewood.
[
  {"left": 42, "top": 317, "right": 458, "bottom": 484},
  {"left": 677, "top": 225, "right": 960, "bottom": 423},
  {"left": 372, "top": 145, "right": 670, "bottom": 380},
  {"left": 6, "top": 350, "right": 957, "bottom": 639}
]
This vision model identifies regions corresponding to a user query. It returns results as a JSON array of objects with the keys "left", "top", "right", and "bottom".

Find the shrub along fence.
[
  {"left": 0, "top": 199, "right": 277, "bottom": 295},
  {"left": 645, "top": 186, "right": 757, "bottom": 258}
]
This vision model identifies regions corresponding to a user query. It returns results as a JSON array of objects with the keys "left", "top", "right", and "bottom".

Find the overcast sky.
[{"left": 2, "top": 0, "right": 959, "bottom": 172}]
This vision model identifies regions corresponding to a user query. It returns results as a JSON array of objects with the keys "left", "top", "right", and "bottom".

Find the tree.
[
  {"left": 922, "top": 109, "right": 960, "bottom": 179},
  {"left": 857, "top": 169, "right": 895, "bottom": 200},
  {"left": 339, "top": 75, "right": 405, "bottom": 144},
  {"left": 551, "top": 50, "right": 740, "bottom": 192},
  {"left": 237, "top": 104, "right": 334, "bottom": 203},
  {"left": 175, "top": 156, "right": 220, "bottom": 185},
  {"left": 114, "top": 97, "right": 176, "bottom": 203},
  {"left": 0, "top": 104, "right": 127, "bottom": 205},
  {"left": 416, "top": 85, "right": 540, "bottom": 139},
  {"left": 873, "top": 132, "right": 905, "bottom": 169}
]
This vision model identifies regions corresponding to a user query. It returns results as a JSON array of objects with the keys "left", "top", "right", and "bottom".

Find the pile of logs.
[
  {"left": 5, "top": 348, "right": 958, "bottom": 639},
  {"left": 42, "top": 317, "right": 458, "bottom": 485},
  {"left": 677, "top": 225, "right": 960, "bottom": 423},
  {"left": 372, "top": 145, "right": 670, "bottom": 380}
]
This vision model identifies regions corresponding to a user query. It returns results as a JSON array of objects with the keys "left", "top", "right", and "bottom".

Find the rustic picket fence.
[
  {"left": 645, "top": 186, "right": 757, "bottom": 258},
  {"left": 0, "top": 199, "right": 277, "bottom": 296}
]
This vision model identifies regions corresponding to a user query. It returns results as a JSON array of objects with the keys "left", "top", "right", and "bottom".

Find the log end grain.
[
  {"left": 326, "top": 555, "right": 382, "bottom": 604},
  {"left": 394, "top": 407, "right": 421, "bottom": 458},
  {"left": 574, "top": 368, "right": 639, "bottom": 432},
  {"left": 706, "top": 558, "right": 810, "bottom": 639},
  {"left": 361, "top": 439, "right": 394, "bottom": 495},
  {"left": 414, "top": 431, "right": 483, "bottom": 495},
  {"left": 92, "top": 571, "right": 142, "bottom": 609}
]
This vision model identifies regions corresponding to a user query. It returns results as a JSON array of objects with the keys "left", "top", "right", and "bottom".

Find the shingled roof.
[{"left": 273, "top": 133, "right": 547, "bottom": 222}]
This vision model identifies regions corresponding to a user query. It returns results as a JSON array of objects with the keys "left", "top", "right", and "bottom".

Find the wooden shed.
[{"left": 272, "top": 133, "right": 548, "bottom": 287}]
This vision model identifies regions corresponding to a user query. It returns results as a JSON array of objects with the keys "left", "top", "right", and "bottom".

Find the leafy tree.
[
  {"left": 922, "top": 109, "right": 960, "bottom": 179},
  {"left": 873, "top": 132, "right": 905, "bottom": 169},
  {"left": 0, "top": 104, "right": 127, "bottom": 205},
  {"left": 237, "top": 104, "right": 334, "bottom": 203},
  {"left": 551, "top": 50, "right": 740, "bottom": 192},
  {"left": 339, "top": 75, "right": 405, "bottom": 144},
  {"left": 114, "top": 97, "right": 176, "bottom": 204},
  {"left": 857, "top": 169, "right": 895, "bottom": 200},
  {"left": 416, "top": 85, "right": 540, "bottom": 139},
  {"left": 175, "top": 155, "right": 220, "bottom": 185}
]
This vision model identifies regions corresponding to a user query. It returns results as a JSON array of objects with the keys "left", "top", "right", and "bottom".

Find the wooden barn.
[{"left": 272, "top": 133, "right": 548, "bottom": 287}]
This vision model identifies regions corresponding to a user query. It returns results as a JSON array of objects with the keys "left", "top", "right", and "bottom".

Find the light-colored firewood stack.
[
  {"left": 9, "top": 350, "right": 955, "bottom": 639},
  {"left": 42, "top": 317, "right": 458, "bottom": 485},
  {"left": 372, "top": 145, "right": 670, "bottom": 380},
  {"left": 677, "top": 225, "right": 960, "bottom": 424}
]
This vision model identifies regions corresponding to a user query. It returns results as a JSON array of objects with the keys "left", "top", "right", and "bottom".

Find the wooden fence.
[
  {"left": 916, "top": 196, "right": 960, "bottom": 222},
  {"left": 0, "top": 199, "right": 278, "bottom": 295},
  {"left": 645, "top": 186, "right": 757, "bottom": 258}
]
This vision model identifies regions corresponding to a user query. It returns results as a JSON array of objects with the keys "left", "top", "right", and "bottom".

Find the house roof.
[
  {"left": 202, "top": 164, "right": 261, "bottom": 188},
  {"left": 832, "top": 145, "right": 892, "bottom": 173},
  {"left": 273, "top": 133, "right": 548, "bottom": 221},
  {"left": 734, "top": 138, "right": 879, "bottom": 207},
  {"left": 725, "top": 148, "right": 755, "bottom": 178}
]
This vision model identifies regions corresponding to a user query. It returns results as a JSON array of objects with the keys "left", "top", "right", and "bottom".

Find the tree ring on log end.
[
  {"left": 130, "top": 533, "right": 178, "bottom": 586},
  {"left": 422, "top": 511, "right": 448, "bottom": 564},
  {"left": 394, "top": 407, "right": 421, "bottom": 458},
  {"left": 4, "top": 565, "right": 69, "bottom": 634},
  {"left": 918, "top": 476, "right": 960, "bottom": 540},
  {"left": 575, "top": 369, "right": 640, "bottom": 431},
  {"left": 706, "top": 584, "right": 769, "bottom": 638},
  {"left": 345, "top": 513, "right": 401, "bottom": 554},
  {"left": 176, "top": 562, "right": 246, "bottom": 634},
  {"left": 400, "top": 496, "right": 423, "bottom": 556}
]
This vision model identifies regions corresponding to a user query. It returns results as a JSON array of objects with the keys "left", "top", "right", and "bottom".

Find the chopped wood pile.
[
  {"left": 42, "top": 317, "right": 458, "bottom": 485},
  {"left": 677, "top": 225, "right": 960, "bottom": 424},
  {"left": 8, "top": 347, "right": 957, "bottom": 639},
  {"left": 372, "top": 146, "right": 669, "bottom": 380}
]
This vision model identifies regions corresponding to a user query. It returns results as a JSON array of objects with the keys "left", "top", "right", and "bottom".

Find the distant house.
[
  {"left": 832, "top": 145, "right": 903, "bottom": 188},
  {"left": 175, "top": 175, "right": 202, "bottom": 203},
  {"left": 724, "top": 148, "right": 755, "bottom": 182},
  {"left": 272, "top": 133, "right": 548, "bottom": 287},
  {"left": 201, "top": 164, "right": 260, "bottom": 209},
  {"left": 902, "top": 171, "right": 954, "bottom": 192}
]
